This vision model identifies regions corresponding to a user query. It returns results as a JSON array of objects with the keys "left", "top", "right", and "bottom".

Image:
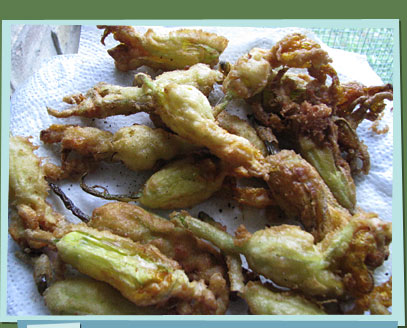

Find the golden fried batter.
[
  {"left": 269, "top": 33, "right": 332, "bottom": 69},
  {"left": 225, "top": 255, "right": 325, "bottom": 314},
  {"left": 266, "top": 150, "right": 352, "bottom": 241},
  {"left": 221, "top": 33, "right": 332, "bottom": 100},
  {"left": 173, "top": 211, "right": 391, "bottom": 299},
  {"left": 243, "top": 281, "right": 325, "bottom": 315},
  {"left": 98, "top": 25, "right": 228, "bottom": 71},
  {"left": 10, "top": 137, "right": 227, "bottom": 314},
  {"left": 232, "top": 186, "right": 275, "bottom": 208},
  {"left": 44, "top": 277, "right": 167, "bottom": 315},
  {"left": 90, "top": 202, "right": 229, "bottom": 314},
  {"left": 47, "top": 63, "right": 223, "bottom": 118},
  {"left": 9, "top": 136, "right": 65, "bottom": 233},
  {"left": 137, "top": 156, "right": 227, "bottom": 209},
  {"left": 222, "top": 48, "right": 272, "bottom": 99},
  {"left": 54, "top": 227, "right": 217, "bottom": 312},
  {"left": 347, "top": 277, "right": 392, "bottom": 314},
  {"left": 216, "top": 111, "right": 268, "bottom": 156},
  {"left": 40, "top": 124, "right": 198, "bottom": 171},
  {"left": 143, "top": 80, "right": 269, "bottom": 178}
]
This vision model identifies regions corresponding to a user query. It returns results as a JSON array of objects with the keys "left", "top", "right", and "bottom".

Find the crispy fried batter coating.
[
  {"left": 243, "top": 281, "right": 325, "bottom": 315},
  {"left": 336, "top": 82, "right": 393, "bottom": 128},
  {"left": 40, "top": 124, "right": 197, "bottom": 171},
  {"left": 112, "top": 125, "right": 198, "bottom": 171},
  {"left": 217, "top": 111, "right": 268, "bottom": 156},
  {"left": 9, "top": 136, "right": 65, "bottom": 233},
  {"left": 143, "top": 80, "right": 269, "bottom": 178},
  {"left": 90, "top": 202, "right": 229, "bottom": 314},
  {"left": 47, "top": 82, "right": 151, "bottom": 118},
  {"left": 173, "top": 211, "right": 391, "bottom": 299},
  {"left": 270, "top": 33, "right": 332, "bottom": 69},
  {"left": 40, "top": 124, "right": 114, "bottom": 160},
  {"left": 98, "top": 25, "right": 228, "bottom": 71},
  {"left": 138, "top": 156, "right": 227, "bottom": 209},
  {"left": 222, "top": 33, "right": 332, "bottom": 100},
  {"left": 266, "top": 150, "right": 352, "bottom": 241},
  {"left": 10, "top": 137, "right": 227, "bottom": 314},
  {"left": 232, "top": 186, "right": 275, "bottom": 208},
  {"left": 225, "top": 255, "right": 325, "bottom": 314},
  {"left": 44, "top": 277, "right": 167, "bottom": 315},
  {"left": 173, "top": 212, "right": 342, "bottom": 297},
  {"left": 24, "top": 224, "right": 219, "bottom": 314},
  {"left": 47, "top": 64, "right": 223, "bottom": 118},
  {"left": 248, "top": 68, "right": 373, "bottom": 210},
  {"left": 222, "top": 48, "right": 272, "bottom": 99},
  {"left": 347, "top": 277, "right": 392, "bottom": 314},
  {"left": 54, "top": 227, "right": 217, "bottom": 312},
  {"left": 141, "top": 77, "right": 362, "bottom": 238}
]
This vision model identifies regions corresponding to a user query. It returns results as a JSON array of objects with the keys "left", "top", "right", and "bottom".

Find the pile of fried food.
[{"left": 9, "top": 25, "right": 393, "bottom": 315}]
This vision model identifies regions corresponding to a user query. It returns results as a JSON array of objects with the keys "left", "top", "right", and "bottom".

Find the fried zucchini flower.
[
  {"left": 44, "top": 277, "right": 167, "bottom": 315},
  {"left": 54, "top": 228, "right": 217, "bottom": 312},
  {"left": 47, "top": 63, "right": 223, "bottom": 118},
  {"left": 226, "top": 255, "right": 325, "bottom": 315},
  {"left": 40, "top": 124, "right": 197, "bottom": 171},
  {"left": 172, "top": 211, "right": 391, "bottom": 299},
  {"left": 9, "top": 136, "right": 66, "bottom": 241},
  {"left": 140, "top": 77, "right": 269, "bottom": 178},
  {"left": 98, "top": 25, "right": 228, "bottom": 71}
]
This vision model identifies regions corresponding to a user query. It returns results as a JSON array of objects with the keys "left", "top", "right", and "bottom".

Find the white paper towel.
[{"left": 7, "top": 25, "right": 393, "bottom": 316}]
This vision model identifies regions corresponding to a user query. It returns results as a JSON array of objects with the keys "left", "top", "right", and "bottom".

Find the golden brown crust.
[
  {"left": 98, "top": 25, "right": 228, "bottom": 71},
  {"left": 270, "top": 33, "right": 332, "bottom": 69},
  {"left": 9, "top": 136, "right": 66, "bottom": 233},
  {"left": 90, "top": 202, "right": 229, "bottom": 314}
]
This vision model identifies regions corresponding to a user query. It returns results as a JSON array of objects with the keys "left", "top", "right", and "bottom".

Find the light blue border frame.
[{"left": 1, "top": 19, "right": 403, "bottom": 326}]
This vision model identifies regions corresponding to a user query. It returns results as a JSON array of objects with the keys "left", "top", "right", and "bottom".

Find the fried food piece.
[
  {"left": 269, "top": 33, "right": 332, "bottom": 69},
  {"left": 9, "top": 136, "right": 224, "bottom": 314},
  {"left": 47, "top": 63, "right": 223, "bottom": 118},
  {"left": 265, "top": 150, "right": 352, "bottom": 241},
  {"left": 55, "top": 228, "right": 217, "bottom": 313},
  {"left": 40, "top": 124, "right": 197, "bottom": 171},
  {"left": 142, "top": 79, "right": 269, "bottom": 178},
  {"left": 48, "top": 183, "right": 230, "bottom": 313},
  {"left": 216, "top": 111, "right": 268, "bottom": 156},
  {"left": 172, "top": 211, "right": 391, "bottom": 299},
  {"left": 244, "top": 281, "right": 325, "bottom": 315},
  {"left": 33, "top": 254, "right": 53, "bottom": 295},
  {"left": 9, "top": 136, "right": 65, "bottom": 233},
  {"left": 44, "top": 277, "right": 166, "bottom": 315},
  {"left": 40, "top": 124, "right": 114, "bottom": 160},
  {"left": 347, "top": 277, "right": 392, "bottom": 314},
  {"left": 81, "top": 155, "right": 227, "bottom": 210},
  {"left": 47, "top": 82, "right": 151, "bottom": 119},
  {"left": 334, "top": 117, "right": 371, "bottom": 175},
  {"left": 89, "top": 202, "right": 229, "bottom": 314},
  {"left": 298, "top": 134, "right": 356, "bottom": 213},
  {"left": 336, "top": 82, "right": 393, "bottom": 129},
  {"left": 173, "top": 212, "right": 343, "bottom": 298},
  {"left": 250, "top": 71, "right": 357, "bottom": 212},
  {"left": 221, "top": 33, "right": 332, "bottom": 100},
  {"left": 222, "top": 48, "right": 272, "bottom": 99},
  {"left": 112, "top": 125, "right": 198, "bottom": 171},
  {"left": 140, "top": 77, "right": 360, "bottom": 235},
  {"left": 232, "top": 186, "right": 275, "bottom": 208},
  {"left": 334, "top": 83, "right": 393, "bottom": 175},
  {"left": 98, "top": 25, "right": 228, "bottom": 71},
  {"left": 226, "top": 255, "right": 325, "bottom": 315},
  {"left": 137, "top": 156, "right": 227, "bottom": 209}
]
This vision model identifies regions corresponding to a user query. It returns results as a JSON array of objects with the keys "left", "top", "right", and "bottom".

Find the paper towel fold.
[{"left": 7, "top": 25, "right": 393, "bottom": 315}]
